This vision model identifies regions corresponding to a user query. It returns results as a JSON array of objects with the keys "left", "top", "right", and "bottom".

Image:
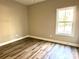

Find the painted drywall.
[
  {"left": 28, "top": 0, "right": 79, "bottom": 44},
  {"left": 0, "top": 0, "right": 28, "bottom": 43}
]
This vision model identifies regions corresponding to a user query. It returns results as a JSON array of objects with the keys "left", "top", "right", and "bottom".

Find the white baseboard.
[
  {"left": 0, "top": 35, "right": 79, "bottom": 47},
  {"left": 29, "top": 35, "right": 79, "bottom": 47},
  {"left": 0, "top": 35, "right": 29, "bottom": 47}
]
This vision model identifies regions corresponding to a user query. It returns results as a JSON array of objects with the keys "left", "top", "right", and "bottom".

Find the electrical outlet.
[{"left": 16, "top": 35, "right": 19, "bottom": 37}]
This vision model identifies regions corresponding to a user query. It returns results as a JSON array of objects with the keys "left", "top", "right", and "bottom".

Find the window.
[{"left": 56, "top": 6, "right": 76, "bottom": 36}]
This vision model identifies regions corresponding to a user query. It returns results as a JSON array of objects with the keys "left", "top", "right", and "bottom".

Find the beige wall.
[
  {"left": 0, "top": 0, "right": 79, "bottom": 45},
  {"left": 28, "top": 0, "right": 79, "bottom": 44},
  {"left": 0, "top": 0, "right": 28, "bottom": 43}
]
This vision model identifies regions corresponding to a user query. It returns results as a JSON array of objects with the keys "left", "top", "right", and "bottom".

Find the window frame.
[{"left": 55, "top": 6, "right": 76, "bottom": 37}]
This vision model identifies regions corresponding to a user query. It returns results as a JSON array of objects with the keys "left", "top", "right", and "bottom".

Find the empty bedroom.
[{"left": 0, "top": 0, "right": 79, "bottom": 59}]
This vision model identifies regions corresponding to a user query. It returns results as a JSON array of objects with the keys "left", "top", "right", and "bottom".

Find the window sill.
[{"left": 55, "top": 33, "right": 74, "bottom": 37}]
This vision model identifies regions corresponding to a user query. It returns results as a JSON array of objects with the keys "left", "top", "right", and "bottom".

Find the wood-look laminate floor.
[{"left": 0, "top": 38, "right": 79, "bottom": 59}]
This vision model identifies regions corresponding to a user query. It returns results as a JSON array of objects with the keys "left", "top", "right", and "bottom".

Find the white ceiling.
[{"left": 15, "top": 0, "right": 46, "bottom": 5}]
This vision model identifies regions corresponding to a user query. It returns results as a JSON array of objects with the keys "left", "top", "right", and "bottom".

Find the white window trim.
[{"left": 55, "top": 6, "right": 77, "bottom": 37}]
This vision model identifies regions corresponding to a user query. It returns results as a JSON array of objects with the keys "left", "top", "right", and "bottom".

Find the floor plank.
[{"left": 0, "top": 38, "right": 79, "bottom": 59}]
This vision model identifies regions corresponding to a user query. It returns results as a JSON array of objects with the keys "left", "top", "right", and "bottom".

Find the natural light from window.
[{"left": 56, "top": 6, "right": 76, "bottom": 36}]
